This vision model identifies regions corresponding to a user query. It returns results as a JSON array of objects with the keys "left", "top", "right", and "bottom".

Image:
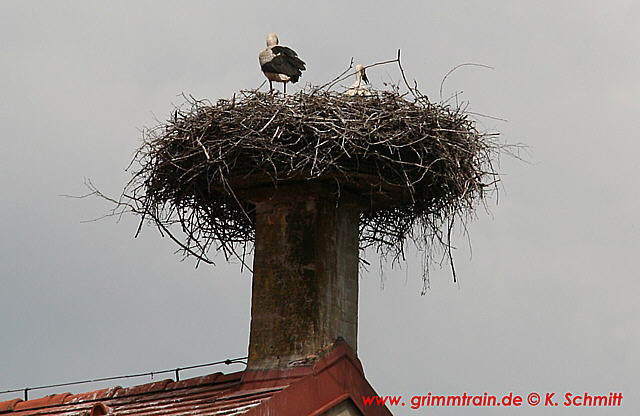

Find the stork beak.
[{"left": 362, "top": 68, "right": 370, "bottom": 84}]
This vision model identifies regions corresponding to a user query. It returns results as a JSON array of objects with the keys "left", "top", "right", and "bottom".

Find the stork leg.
[
  {"left": 269, "top": 80, "right": 273, "bottom": 93},
  {"left": 283, "top": 82, "right": 287, "bottom": 94}
]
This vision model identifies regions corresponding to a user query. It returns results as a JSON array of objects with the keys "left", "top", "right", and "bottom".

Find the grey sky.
[{"left": 1, "top": 1, "right": 638, "bottom": 415}]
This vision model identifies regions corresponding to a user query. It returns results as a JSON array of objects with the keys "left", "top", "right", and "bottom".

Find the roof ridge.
[
  {"left": 0, "top": 370, "right": 245, "bottom": 414},
  {"left": 0, "top": 343, "right": 390, "bottom": 415}
]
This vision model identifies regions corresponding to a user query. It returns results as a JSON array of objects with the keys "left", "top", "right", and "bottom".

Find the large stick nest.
[{"left": 121, "top": 87, "right": 501, "bottom": 282}]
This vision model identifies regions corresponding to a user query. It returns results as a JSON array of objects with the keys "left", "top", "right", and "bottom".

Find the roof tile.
[
  {"left": 13, "top": 393, "right": 71, "bottom": 411},
  {"left": 207, "top": 371, "right": 242, "bottom": 385},
  {"left": 112, "top": 379, "right": 172, "bottom": 397},
  {"left": 166, "top": 372, "right": 222, "bottom": 390},
  {"left": 0, "top": 399, "right": 22, "bottom": 413},
  {"left": 63, "top": 386, "right": 121, "bottom": 404}
]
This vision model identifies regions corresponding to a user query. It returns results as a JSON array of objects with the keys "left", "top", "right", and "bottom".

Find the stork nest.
[{"left": 120, "top": 88, "right": 501, "bottom": 282}]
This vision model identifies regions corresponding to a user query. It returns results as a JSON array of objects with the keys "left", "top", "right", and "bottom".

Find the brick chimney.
[{"left": 245, "top": 183, "right": 360, "bottom": 370}]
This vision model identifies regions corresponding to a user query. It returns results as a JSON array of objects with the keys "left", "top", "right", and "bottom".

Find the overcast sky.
[{"left": 1, "top": 2, "right": 638, "bottom": 415}]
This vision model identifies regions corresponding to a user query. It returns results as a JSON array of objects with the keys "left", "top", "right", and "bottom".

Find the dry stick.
[
  {"left": 439, "top": 63, "right": 495, "bottom": 101},
  {"left": 316, "top": 57, "right": 354, "bottom": 91},
  {"left": 157, "top": 219, "right": 216, "bottom": 266},
  {"left": 323, "top": 54, "right": 401, "bottom": 91},
  {"left": 394, "top": 49, "right": 419, "bottom": 101},
  {"left": 465, "top": 111, "right": 508, "bottom": 122}
]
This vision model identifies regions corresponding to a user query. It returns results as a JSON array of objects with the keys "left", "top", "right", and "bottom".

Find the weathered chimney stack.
[{"left": 246, "top": 184, "right": 360, "bottom": 370}]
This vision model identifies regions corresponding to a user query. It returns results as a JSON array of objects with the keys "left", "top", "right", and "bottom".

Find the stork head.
[{"left": 266, "top": 33, "right": 279, "bottom": 47}]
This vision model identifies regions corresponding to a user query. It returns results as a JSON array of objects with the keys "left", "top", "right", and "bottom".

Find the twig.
[{"left": 439, "top": 63, "right": 495, "bottom": 100}]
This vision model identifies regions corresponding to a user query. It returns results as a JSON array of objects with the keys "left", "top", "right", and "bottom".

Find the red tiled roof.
[{"left": 0, "top": 341, "right": 391, "bottom": 416}]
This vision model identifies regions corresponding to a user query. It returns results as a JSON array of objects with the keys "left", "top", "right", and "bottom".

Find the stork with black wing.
[{"left": 259, "top": 33, "right": 306, "bottom": 94}]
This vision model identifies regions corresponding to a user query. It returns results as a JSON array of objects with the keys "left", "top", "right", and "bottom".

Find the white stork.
[
  {"left": 345, "top": 64, "right": 371, "bottom": 96},
  {"left": 258, "top": 33, "right": 306, "bottom": 94}
]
